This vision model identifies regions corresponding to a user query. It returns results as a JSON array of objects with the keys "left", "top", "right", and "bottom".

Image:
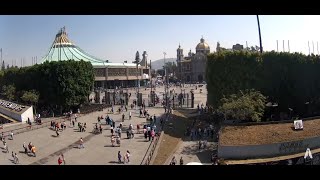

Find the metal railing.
[
  {"left": 140, "top": 113, "right": 168, "bottom": 165},
  {"left": 0, "top": 117, "right": 67, "bottom": 139}
]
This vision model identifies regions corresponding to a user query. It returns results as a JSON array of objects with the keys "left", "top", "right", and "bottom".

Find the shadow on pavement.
[{"left": 108, "top": 161, "right": 122, "bottom": 164}]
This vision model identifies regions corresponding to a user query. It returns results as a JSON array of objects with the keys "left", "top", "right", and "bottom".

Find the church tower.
[
  {"left": 141, "top": 51, "right": 148, "bottom": 67},
  {"left": 177, "top": 44, "right": 184, "bottom": 62}
]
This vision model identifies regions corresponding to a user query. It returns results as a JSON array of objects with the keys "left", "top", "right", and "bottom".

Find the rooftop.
[
  {"left": 41, "top": 27, "right": 138, "bottom": 67},
  {"left": 219, "top": 118, "right": 320, "bottom": 146}
]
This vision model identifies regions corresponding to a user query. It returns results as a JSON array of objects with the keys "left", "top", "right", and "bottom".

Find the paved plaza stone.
[
  {"left": 0, "top": 84, "right": 207, "bottom": 165},
  {"left": 0, "top": 105, "right": 165, "bottom": 165}
]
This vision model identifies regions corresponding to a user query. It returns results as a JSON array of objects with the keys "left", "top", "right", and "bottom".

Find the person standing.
[
  {"left": 122, "top": 113, "right": 125, "bottom": 122},
  {"left": 125, "top": 150, "right": 130, "bottom": 163},
  {"left": 58, "top": 156, "right": 63, "bottom": 165},
  {"left": 23, "top": 142, "right": 27, "bottom": 153},
  {"left": 170, "top": 156, "right": 177, "bottom": 165},
  {"left": 61, "top": 153, "right": 66, "bottom": 165},
  {"left": 118, "top": 151, "right": 122, "bottom": 164},
  {"left": 180, "top": 157, "right": 184, "bottom": 165},
  {"left": 129, "top": 111, "right": 132, "bottom": 120},
  {"left": 10, "top": 131, "right": 13, "bottom": 140}
]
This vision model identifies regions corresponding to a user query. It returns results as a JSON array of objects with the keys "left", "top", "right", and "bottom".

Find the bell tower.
[{"left": 177, "top": 43, "right": 184, "bottom": 62}]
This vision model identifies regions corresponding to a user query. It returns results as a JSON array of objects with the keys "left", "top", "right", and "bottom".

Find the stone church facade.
[{"left": 176, "top": 37, "right": 210, "bottom": 83}]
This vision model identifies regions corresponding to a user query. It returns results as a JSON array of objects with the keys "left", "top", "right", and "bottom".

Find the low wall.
[{"left": 218, "top": 135, "right": 320, "bottom": 159}]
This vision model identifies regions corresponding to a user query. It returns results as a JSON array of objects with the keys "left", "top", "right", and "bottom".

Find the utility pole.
[
  {"left": 277, "top": 40, "right": 278, "bottom": 52},
  {"left": 283, "top": 40, "right": 285, "bottom": 52},
  {"left": 288, "top": 40, "right": 290, "bottom": 53},
  {"left": 150, "top": 59, "right": 153, "bottom": 106},
  {"left": 256, "top": 15, "right": 263, "bottom": 53},
  {"left": 313, "top": 41, "right": 315, "bottom": 54},
  {"left": 308, "top": 41, "right": 311, "bottom": 55},
  {"left": 0, "top": 48, "right": 2, "bottom": 65}
]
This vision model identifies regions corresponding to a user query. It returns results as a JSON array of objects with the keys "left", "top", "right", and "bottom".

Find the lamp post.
[
  {"left": 163, "top": 52, "right": 168, "bottom": 112},
  {"left": 288, "top": 108, "right": 293, "bottom": 120}
]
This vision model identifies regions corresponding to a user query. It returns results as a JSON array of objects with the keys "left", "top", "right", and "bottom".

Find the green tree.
[
  {"left": 21, "top": 90, "right": 39, "bottom": 105},
  {"left": 2, "top": 84, "right": 16, "bottom": 101},
  {"left": 164, "top": 61, "right": 177, "bottom": 77},
  {"left": 218, "top": 89, "right": 266, "bottom": 122}
]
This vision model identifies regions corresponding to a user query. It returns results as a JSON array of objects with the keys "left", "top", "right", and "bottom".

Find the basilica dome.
[{"left": 196, "top": 37, "right": 210, "bottom": 51}]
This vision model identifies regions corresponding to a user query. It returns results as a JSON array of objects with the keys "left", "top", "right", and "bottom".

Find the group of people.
[
  {"left": 117, "top": 150, "right": 131, "bottom": 164},
  {"left": 22, "top": 142, "right": 36, "bottom": 157},
  {"left": 170, "top": 156, "right": 184, "bottom": 165}
]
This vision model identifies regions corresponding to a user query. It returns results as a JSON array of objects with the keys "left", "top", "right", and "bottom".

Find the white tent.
[{"left": 186, "top": 162, "right": 203, "bottom": 165}]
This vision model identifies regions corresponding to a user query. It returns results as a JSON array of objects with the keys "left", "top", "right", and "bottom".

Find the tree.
[
  {"left": 218, "top": 89, "right": 266, "bottom": 122},
  {"left": 6, "top": 64, "right": 9, "bottom": 69},
  {"left": 1, "top": 61, "right": 5, "bottom": 71},
  {"left": 0, "top": 60, "right": 94, "bottom": 114},
  {"left": 2, "top": 85, "right": 16, "bottom": 101},
  {"left": 163, "top": 61, "right": 177, "bottom": 77},
  {"left": 21, "top": 90, "right": 39, "bottom": 105}
]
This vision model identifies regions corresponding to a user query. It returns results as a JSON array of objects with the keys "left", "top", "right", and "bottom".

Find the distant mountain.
[{"left": 151, "top": 58, "right": 176, "bottom": 70}]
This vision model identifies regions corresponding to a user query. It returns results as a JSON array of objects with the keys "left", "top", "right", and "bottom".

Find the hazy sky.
[{"left": 0, "top": 15, "right": 319, "bottom": 66}]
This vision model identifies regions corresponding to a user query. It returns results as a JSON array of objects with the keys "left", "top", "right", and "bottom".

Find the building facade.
[
  {"left": 176, "top": 37, "right": 210, "bottom": 83},
  {"left": 41, "top": 27, "right": 150, "bottom": 89}
]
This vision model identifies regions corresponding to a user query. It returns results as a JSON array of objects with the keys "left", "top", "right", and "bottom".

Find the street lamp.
[
  {"left": 266, "top": 102, "right": 278, "bottom": 120},
  {"left": 163, "top": 52, "right": 169, "bottom": 112},
  {"left": 288, "top": 108, "right": 293, "bottom": 120}
]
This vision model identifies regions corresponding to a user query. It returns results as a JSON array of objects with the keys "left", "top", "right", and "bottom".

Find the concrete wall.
[
  {"left": 20, "top": 106, "right": 34, "bottom": 123},
  {"left": 0, "top": 107, "right": 22, "bottom": 122},
  {"left": 218, "top": 136, "right": 320, "bottom": 159}
]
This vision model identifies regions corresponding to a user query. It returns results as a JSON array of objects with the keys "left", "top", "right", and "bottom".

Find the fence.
[
  {"left": 140, "top": 113, "right": 169, "bottom": 165},
  {"left": 0, "top": 117, "right": 67, "bottom": 139}
]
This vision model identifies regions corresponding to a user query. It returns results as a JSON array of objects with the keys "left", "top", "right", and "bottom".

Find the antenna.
[{"left": 313, "top": 41, "right": 315, "bottom": 54}]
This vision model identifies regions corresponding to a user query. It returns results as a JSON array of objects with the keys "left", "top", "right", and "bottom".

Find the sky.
[{"left": 1, "top": 15, "right": 320, "bottom": 67}]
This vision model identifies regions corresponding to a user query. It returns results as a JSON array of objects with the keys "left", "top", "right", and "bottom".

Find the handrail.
[
  {"left": 140, "top": 112, "right": 169, "bottom": 165},
  {"left": 0, "top": 117, "right": 67, "bottom": 138}
]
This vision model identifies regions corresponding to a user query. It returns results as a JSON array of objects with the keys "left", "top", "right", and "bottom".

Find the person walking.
[
  {"left": 122, "top": 113, "right": 125, "bottom": 122},
  {"left": 79, "top": 137, "right": 84, "bottom": 149},
  {"left": 129, "top": 111, "right": 132, "bottom": 120},
  {"left": 14, "top": 153, "right": 19, "bottom": 164}
]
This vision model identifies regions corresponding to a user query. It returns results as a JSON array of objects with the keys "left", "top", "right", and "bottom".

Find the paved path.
[
  {"left": 166, "top": 140, "right": 216, "bottom": 165},
  {"left": 0, "top": 106, "right": 165, "bottom": 165}
]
